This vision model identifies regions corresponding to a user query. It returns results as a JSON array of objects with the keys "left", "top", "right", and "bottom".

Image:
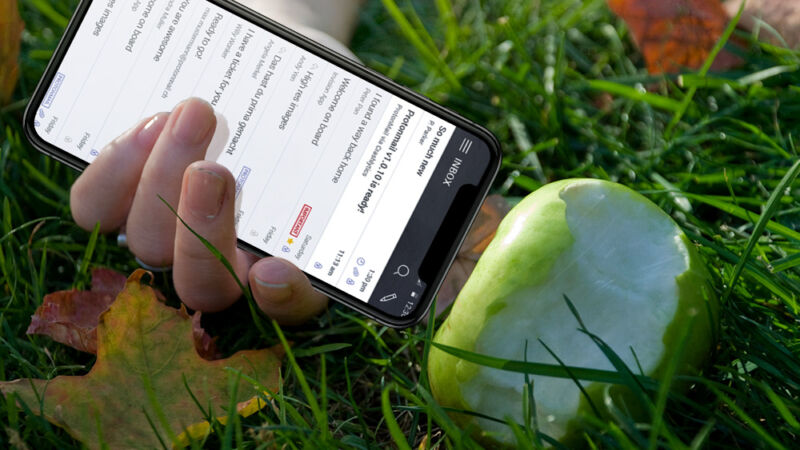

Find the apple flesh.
[{"left": 429, "top": 179, "right": 716, "bottom": 444}]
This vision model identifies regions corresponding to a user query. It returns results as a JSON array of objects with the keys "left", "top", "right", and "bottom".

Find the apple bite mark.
[
  {"left": 430, "top": 179, "right": 716, "bottom": 446},
  {"left": 464, "top": 180, "right": 688, "bottom": 440}
]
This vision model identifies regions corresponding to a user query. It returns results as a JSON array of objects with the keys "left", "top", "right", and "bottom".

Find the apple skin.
[{"left": 428, "top": 179, "right": 717, "bottom": 445}]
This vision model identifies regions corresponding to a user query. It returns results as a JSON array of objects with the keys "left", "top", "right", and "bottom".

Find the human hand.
[{"left": 70, "top": 98, "right": 328, "bottom": 325}]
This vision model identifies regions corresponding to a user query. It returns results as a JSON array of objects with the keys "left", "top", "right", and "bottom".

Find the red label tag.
[{"left": 291, "top": 205, "right": 312, "bottom": 238}]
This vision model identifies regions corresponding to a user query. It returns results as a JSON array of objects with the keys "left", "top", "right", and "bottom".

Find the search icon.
[{"left": 394, "top": 265, "right": 410, "bottom": 278}]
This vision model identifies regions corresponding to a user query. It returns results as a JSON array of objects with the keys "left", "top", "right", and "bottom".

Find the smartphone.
[{"left": 24, "top": 0, "right": 501, "bottom": 328}]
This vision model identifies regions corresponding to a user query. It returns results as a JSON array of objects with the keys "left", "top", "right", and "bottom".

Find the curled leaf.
[
  {"left": 608, "top": 0, "right": 741, "bottom": 73},
  {"left": 27, "top": 268, "right": 127, "bottom": 354},
  {"left": 28, "top": 268, "right": 220, "bottom": 360},
  {"left": 192, "top": 312, "right": 222, "bottom": 360},
  {"left": 3, "top": 270, "right": 283, "bottom": 449}
]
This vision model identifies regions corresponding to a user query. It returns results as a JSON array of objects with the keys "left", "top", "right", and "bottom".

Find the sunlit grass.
[{"left": 2, "top": 0, "right": 799, "bottom": 447}]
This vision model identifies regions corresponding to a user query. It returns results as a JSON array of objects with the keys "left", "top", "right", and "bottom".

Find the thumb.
[{"left": 249, "top": 258, "right": 328, "bottom": 326}]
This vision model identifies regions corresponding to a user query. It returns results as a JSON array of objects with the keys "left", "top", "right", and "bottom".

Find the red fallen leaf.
[
  {"left": 26, "top": 268, "right": 126, "bottom": 354},
  {"left": 28, "top": 268, "right": 219, "bottom": 360},
  {"left": 725, "top": 0, "right": 800, "bottom": 49},
  {"left": 435, "top": 195, "right": 511, "bottom": 316},
  {"left": 608, "top": 0, "right": 741, "bottom": 74},
  {"left": 2, "top": 270, "right": 283, "bottom": 449},
  {"left": 0, "top": 0, "right": 23, "bottom": 105}
]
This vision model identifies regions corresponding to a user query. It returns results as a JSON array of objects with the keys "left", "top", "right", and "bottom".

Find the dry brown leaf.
[
  {"left": 26, "top": 268, "right": 126, "bottom": 354},
  {"left": 608, "top": 0, "right": 741, "bottom": 74},
  {"left": 725, "top": 0, "right": 800, "bottom": 48},
  {"left": 3, "top": 270, "right": 283, "bottom": 449},
  {"left": 0, "top": 0, "right": 24, "bottom": 105},
  {"left": 27, "top": 268, "right": 219, "bottom": 360}
]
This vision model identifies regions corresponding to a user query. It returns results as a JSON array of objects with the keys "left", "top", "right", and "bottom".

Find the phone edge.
[{"left": 22, "top": 0, "right": 503, "bottom": 329}]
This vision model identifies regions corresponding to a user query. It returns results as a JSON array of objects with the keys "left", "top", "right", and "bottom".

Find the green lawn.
[{"left": 2, "top": 0, "right": 800, "bottom": 448}]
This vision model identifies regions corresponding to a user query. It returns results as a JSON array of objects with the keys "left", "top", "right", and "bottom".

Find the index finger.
[{"left": 70, "top": 112, "right": 168, "bottom": 233}]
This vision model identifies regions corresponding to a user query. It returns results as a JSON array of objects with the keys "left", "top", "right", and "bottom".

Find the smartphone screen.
[{"left": 26, "top": 0, "right": 499, "bottom": 326}]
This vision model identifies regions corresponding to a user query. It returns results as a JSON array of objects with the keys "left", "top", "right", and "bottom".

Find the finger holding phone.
[
  {"left": 66, "top": 0, "right": 365, "bottom": 325},
  {"left": 70, "top": 0, "right": 361, "bottom": 324},
  {"left": 71, "top": 98, "right": 327, "bottom": 325},
  {"left": 25, "top": 0, "right": 500, "bottom": 327}
]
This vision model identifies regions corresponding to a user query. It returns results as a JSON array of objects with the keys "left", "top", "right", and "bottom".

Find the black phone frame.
[{"left": 23, "top": 0, "right": 501, "bottom": 328}]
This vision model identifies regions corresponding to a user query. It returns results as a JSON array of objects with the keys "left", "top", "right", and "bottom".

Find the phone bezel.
[{"left": 23, "top": 0, "right": 501, "bottom": 328}]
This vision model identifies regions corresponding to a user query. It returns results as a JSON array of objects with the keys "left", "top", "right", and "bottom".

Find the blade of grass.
[
  {"left": 381, "top": 384, "right": 412, "bottom": 450},
  {"left": 587, "top": 80, "right": 682, "bottom": 112},
  {"left": 538, "top": 339, "right": 601, "bottom": 417},
  {"left": 21, "top": 160, "right": 68, "bottom": 200},
  {"left": 665, "top": 0, "right": 744, "bottom": 138},
  {"left": 770, "top": 252, "right": 800, "bottom": 273},
  {"left": 142, "top": 368, "right": 177, "bottom": 449},
  {"left": 319, "top": 353, "right": 328, "bottom": 444},
  {"left": 721, "top": 159, "right": 800, "bottom": 302},
  {"left": 737, "top": 65, "right": 799, "bottom": 86},
  {"left": 759, "top": 382, "right": 800, "bottom": 430},
  {"left": 141, "top": 408, "right": 169, "bottom": 450},
  {"left": 434, "top": 0, "right": 458, "bottom": 53},
  {"left": 28, "top": 0, "right": 69, "bottom": 28},
  {"left": 508, "top": 419, "right": 536, "bottom": 450},
  {"left": 726, "top": 118, "right": 793, "bottom": 159},
  {"left": 159, "top": 195, "right": 271, "bottom": 340},
  {"left": 521, "top": 341, "right": 542, "bottom": 448},
  {"left": 647, "top": 315, "right": 693, "bottom": 450},
  {"left": 343, "top": 357, "right": 371, "bottom": 440},
  {"left": 708, "top": 385, "right": 788, "bottom": 450},
  {"left": 689, "top": 419, "right": 715, "bottom": 450},
  {"left": 685, "top": 230, "right": 797, "bottom": 306},
  {"left": 272, "top": 320, "right": 328, "bottom": 441},
  {"left": 292, "top": 344, "right": 351, "bottom": 358},
  {"left": 651, "top": 173, "right": 692, "bottom": 213},
  {"left": 379, "top": 0, "right": 460, "bottom": 88},
  {"left": 75, "top": 222, "right": 100, "bottom": 290},
  {"left": 429, "top": 340, "right": 657, "bottom": 388},
  {"left": 682, "top": 193, "right": 800, "bottom": 242},
  {"left": 221, "top": 371, "right": 243, "bottom": 450},
  {"left": 415, "top": 386, "right": 476, "bottom": 448},
  {"left": 0, "top": 217, "right": 60, "bottom": 246},
  {"left": 564, "top": 295, "right": 653, "bottom": 416}
]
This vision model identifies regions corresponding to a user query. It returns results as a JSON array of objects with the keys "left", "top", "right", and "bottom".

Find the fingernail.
[
  {"left": 186, "top": 167, "right": 226, "bottom": 220},
  {"left": 254, "top": 259, "right": 292, "bottom": 291},
  {"left": 136, "top": 113, "right": 167, "bottom": 148},
  {"left": 172, "top": 100, "right": 215, "bottom": 145}
]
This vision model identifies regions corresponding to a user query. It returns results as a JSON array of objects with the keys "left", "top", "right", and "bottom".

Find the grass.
[{"left": 2, "top": 0, "right": 800, "bottom": 447}]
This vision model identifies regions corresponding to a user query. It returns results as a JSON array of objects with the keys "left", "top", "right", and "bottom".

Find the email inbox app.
[{"left": 35, "top": 0, "right": 455, "bottom": 302}]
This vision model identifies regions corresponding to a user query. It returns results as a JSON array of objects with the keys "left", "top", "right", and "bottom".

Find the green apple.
[{"left": 429, "top": 179, "right": 716, "bottom": 445}]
